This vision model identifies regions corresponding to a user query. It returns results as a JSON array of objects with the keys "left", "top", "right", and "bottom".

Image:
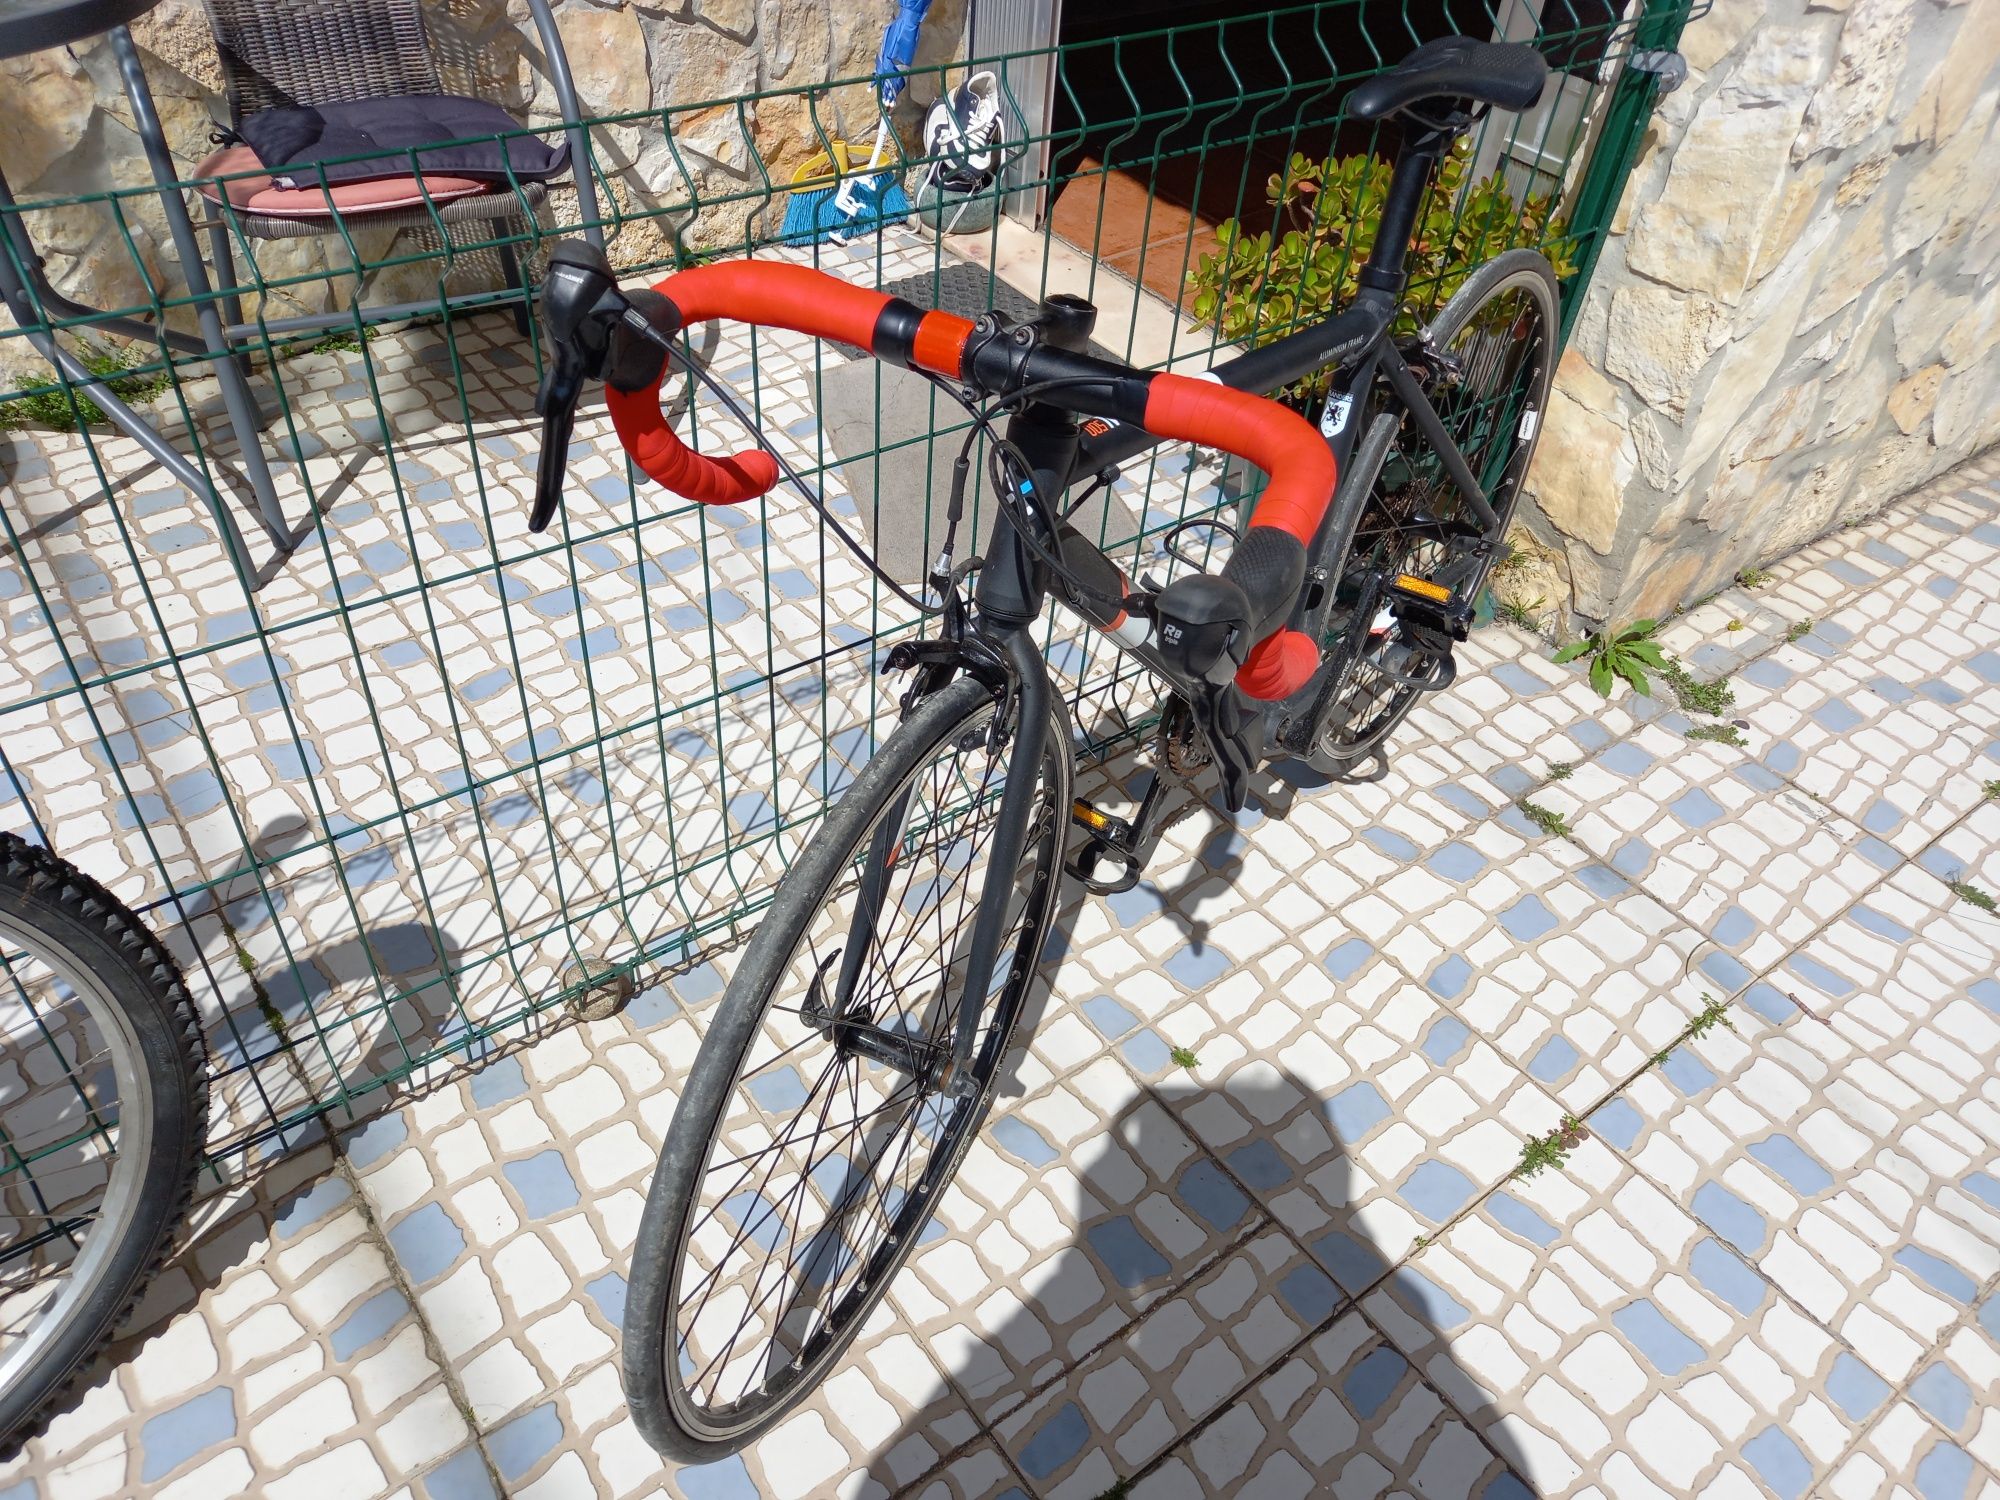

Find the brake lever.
[
  {"left": 526, "top": 240, "right": 628, "bottom": 535},
  {"left": 529, "top": 348, "right": 585, "bottom": 533}
]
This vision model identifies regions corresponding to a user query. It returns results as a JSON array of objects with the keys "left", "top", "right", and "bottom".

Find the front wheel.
[
  {"left": 622, "top": 675, "right": 1072, "bottom": 1460},
  {"left": 1311, "top": 249, "right": 1561, "bottom": 764}
]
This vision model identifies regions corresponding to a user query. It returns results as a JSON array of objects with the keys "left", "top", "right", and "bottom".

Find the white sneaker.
[{"left": 922, "top": 71, "right": 1005, "bottom": 193}]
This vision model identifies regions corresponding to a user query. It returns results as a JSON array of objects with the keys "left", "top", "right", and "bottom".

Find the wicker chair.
[{"left": 191, "top": 0, "right": 601, "bottom": 339}]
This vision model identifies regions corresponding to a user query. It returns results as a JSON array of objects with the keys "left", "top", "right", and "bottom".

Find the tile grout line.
[
  {"left": 1045, "top": 1026, "right": 1544, "bottom": 1494},
  {"left": 1547, "top": 798, "right": 2000, "bottom": 1484},
  {"left": 1408, "top": 660, "right": 2000, "bottom": 1482},
  {"left": 1008, "top": 488, "right": 1999, "bottom": 1490},
  {"left": 325, "top": 1118, "right": 512, "bottom": 1496},
  {"left": 1583, "top": 1066, "right": 2000, "bottom": 1490},
  {"left": 214, "top": 969, "right": 516, "bottom": 1497},
  {"left": 897, "top": 1207, "right": 1277, "bottom": 1497},
  {"left": 892, "top": 1011, "right": 1380, "bottom": 1496}
]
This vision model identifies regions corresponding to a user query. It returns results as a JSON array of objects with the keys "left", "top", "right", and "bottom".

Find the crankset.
[{"left": 1065, "top": 697, "right": 1235, "bottom": 894}]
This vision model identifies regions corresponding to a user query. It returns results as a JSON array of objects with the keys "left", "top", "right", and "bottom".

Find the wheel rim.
[
  {"left": 661, "top": 700, "right": 1060, "bottom": 1439},
  {"left": 1320, "top": 274, "right": 1553, "bottom": 757},
  {"left": 0, "top": 908, "right": 154, "bottom": 1409}
]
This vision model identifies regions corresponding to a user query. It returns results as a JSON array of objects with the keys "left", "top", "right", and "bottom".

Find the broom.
[
  {"left": 779, "top": 139, "right": 853, "bottom": 245},
  {"left": 823, "top": 0, "right": 931, "bottom": 242},
  {"left": 827, "top": 117, "right": 912, "bottom": 242}
]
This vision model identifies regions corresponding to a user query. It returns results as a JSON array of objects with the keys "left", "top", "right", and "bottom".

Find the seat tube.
[{"left": 1357, "top": 122, "right": 1455, "bottom": 298}]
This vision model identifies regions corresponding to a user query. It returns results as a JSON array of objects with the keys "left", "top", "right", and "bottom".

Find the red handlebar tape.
[
  {"left": 605, "top": 261, "right": 1332, "bottom": 699},
  {"left": 1143, "top": 374, "right": 1336, "bottom": 698},
  {"left": 605, "top": 262, "right": 972, "bottom": 504}
]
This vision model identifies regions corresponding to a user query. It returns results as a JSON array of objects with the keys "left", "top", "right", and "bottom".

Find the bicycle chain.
[{"left": 1151, "top": 696, "right": 1216, "bottom": 840}]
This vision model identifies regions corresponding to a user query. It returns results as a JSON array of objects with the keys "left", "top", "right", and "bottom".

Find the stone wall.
[
  {"left": 0, "top": 0, "right": 966, "bottom": 392},
  {"left": 1516, "top": 0, "right": 2000, "bottom": 627}
]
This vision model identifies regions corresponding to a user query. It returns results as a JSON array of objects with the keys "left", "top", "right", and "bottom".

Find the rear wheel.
[
  {"left": 623, "top": 676, "right": 1071, "bottom": 1460},
  {"left": 1312, "top": 249, "right": 1560, "bottom": 763},
  {"left": 0, "top": 833, "right": 206, "bottom": 1458}
]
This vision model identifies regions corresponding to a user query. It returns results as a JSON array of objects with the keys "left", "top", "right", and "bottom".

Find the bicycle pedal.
[
  {"left": 1067, "top": 800, "right": 1148, "bottom": 893},
  {"left": 1067, "top": 837, "right": 1142, "bottom": 895},
  {"left": 1386, "top": 572, "right": 1474, "bottom": 642},
  {"left": 1069, "top": 798, "right": 1132, "bottom": 845}
]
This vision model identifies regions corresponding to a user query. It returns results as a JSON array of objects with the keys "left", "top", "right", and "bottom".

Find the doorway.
[{"left": 977, "top": 0, "right": 1617, "bottom": 316}]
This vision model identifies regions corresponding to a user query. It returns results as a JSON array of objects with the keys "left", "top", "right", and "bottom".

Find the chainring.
[{"left": 1157, "top": 693, "right": 1212, "bottom": 782}]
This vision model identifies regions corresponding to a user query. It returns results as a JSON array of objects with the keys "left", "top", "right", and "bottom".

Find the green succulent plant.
[{"left": 1188, "top": 139, "right": 1578, "bottom": 401}]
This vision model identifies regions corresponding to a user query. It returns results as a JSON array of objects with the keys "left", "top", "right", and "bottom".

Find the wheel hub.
[{"left": 800, "top": 950, "right": 951, "bottom": 1085}]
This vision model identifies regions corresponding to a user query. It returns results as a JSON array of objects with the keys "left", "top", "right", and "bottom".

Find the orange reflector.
[
  {"left": 1072, "top": 800, "right": 1113, "bottom": 831},
  {"left": 1393, "top": 573, "right": 1451, "bottom": 602}
]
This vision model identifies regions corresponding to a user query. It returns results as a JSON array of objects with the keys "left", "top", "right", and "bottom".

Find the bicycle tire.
[
  {"left": 0, "top": 833, "right": 206, "bottom": 1459},
  {"left": 1311, "top": 249, "right": 1561, "bottom": 763},
  {"left": 624, "top": 675, "right": 1072, "bottom": 1460}
]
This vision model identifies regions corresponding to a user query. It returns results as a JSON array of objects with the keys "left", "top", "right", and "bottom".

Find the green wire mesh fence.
[{"left": 0, "top": 0, "right": 1698, "bottom": 1172}]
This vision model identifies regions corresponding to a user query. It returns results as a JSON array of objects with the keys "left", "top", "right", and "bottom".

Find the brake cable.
[
  {"left": 654, "top": 337, "right": 947, "bottom": 618},
  {"left": 914, "top": 369, "right": 1151, "bottom": 619},
  {"left": 650, "top": 323, "right": 1155, "bottom": 624}
]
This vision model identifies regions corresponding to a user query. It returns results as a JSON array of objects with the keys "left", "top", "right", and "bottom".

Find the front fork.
[
  {"left": 815, "top": 292, "right": 1083, "bottom": 1094},
  {"left": 810, "top": 622, "right": 1053, "bottom": 1099},
  {"left": 939, "top": 625, "right": 1051, "bottom": 1096}
]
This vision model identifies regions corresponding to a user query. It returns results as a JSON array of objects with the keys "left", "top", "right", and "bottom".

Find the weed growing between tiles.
[
  {"left": 1947, "top": 878, "right": 1996, "bottom": 912},
  {"left": 1515, "top": 797, "right": 1571, "bottom": 839},
  {"left": 1512, "top": 992, "right": 1737, "bottom": 1184},
  {"left": 1685, "top": 722, "right": 1749, "bottom": 748}
]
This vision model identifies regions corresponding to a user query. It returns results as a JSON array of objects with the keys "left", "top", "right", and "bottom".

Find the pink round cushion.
[{"left": 195, "top": 144, "right": 495, "bottom": 218}]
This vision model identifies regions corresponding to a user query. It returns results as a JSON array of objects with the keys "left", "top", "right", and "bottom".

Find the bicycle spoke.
[{"left": 658, "top": 690, "right": 1060, "bottom": 1438}]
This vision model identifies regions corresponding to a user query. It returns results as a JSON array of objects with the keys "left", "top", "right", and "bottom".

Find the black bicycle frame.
[{"left": 915, "top": 118, "right": 1505, "bottom": 1080}]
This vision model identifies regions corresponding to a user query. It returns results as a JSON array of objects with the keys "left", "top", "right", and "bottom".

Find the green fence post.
[{"left": 1556, "top": 0, "right": 1698, "bottom": 345}]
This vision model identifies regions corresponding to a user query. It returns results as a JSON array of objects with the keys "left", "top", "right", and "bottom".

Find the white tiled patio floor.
[
  {"left": 1, "top": 225, "right": 1997, "bottom": 1498},
  {"left": 3, "top": 449, "right": 1996, "bottom": 1499}
]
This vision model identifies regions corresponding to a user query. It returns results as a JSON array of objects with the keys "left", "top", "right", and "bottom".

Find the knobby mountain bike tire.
[
  {"left": 623, "top": 676, "right": 1072, "bottom": 1460},
  {"left": 0, "top": 832, "right": 206, "bottom": 1459},
  {"left": 1312, "top": 249, "right": 1561, "bottom": 762}
]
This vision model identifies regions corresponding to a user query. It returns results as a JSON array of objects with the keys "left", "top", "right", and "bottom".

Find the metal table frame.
[{"left": 0, "top": 0, "right": 602, "bottom": 578}]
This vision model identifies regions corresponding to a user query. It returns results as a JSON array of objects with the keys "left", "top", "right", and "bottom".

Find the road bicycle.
[
  {"left": 0, "top": 832, "right": 206, "bottom": 1457},
  {"left": 529, "top": 35, "right": 1560, "bottom": 1460}
]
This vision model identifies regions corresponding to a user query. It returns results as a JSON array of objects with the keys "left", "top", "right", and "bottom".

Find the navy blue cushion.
[{"left": 236, "top": 93, "right": 568, "bottom": 187}]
